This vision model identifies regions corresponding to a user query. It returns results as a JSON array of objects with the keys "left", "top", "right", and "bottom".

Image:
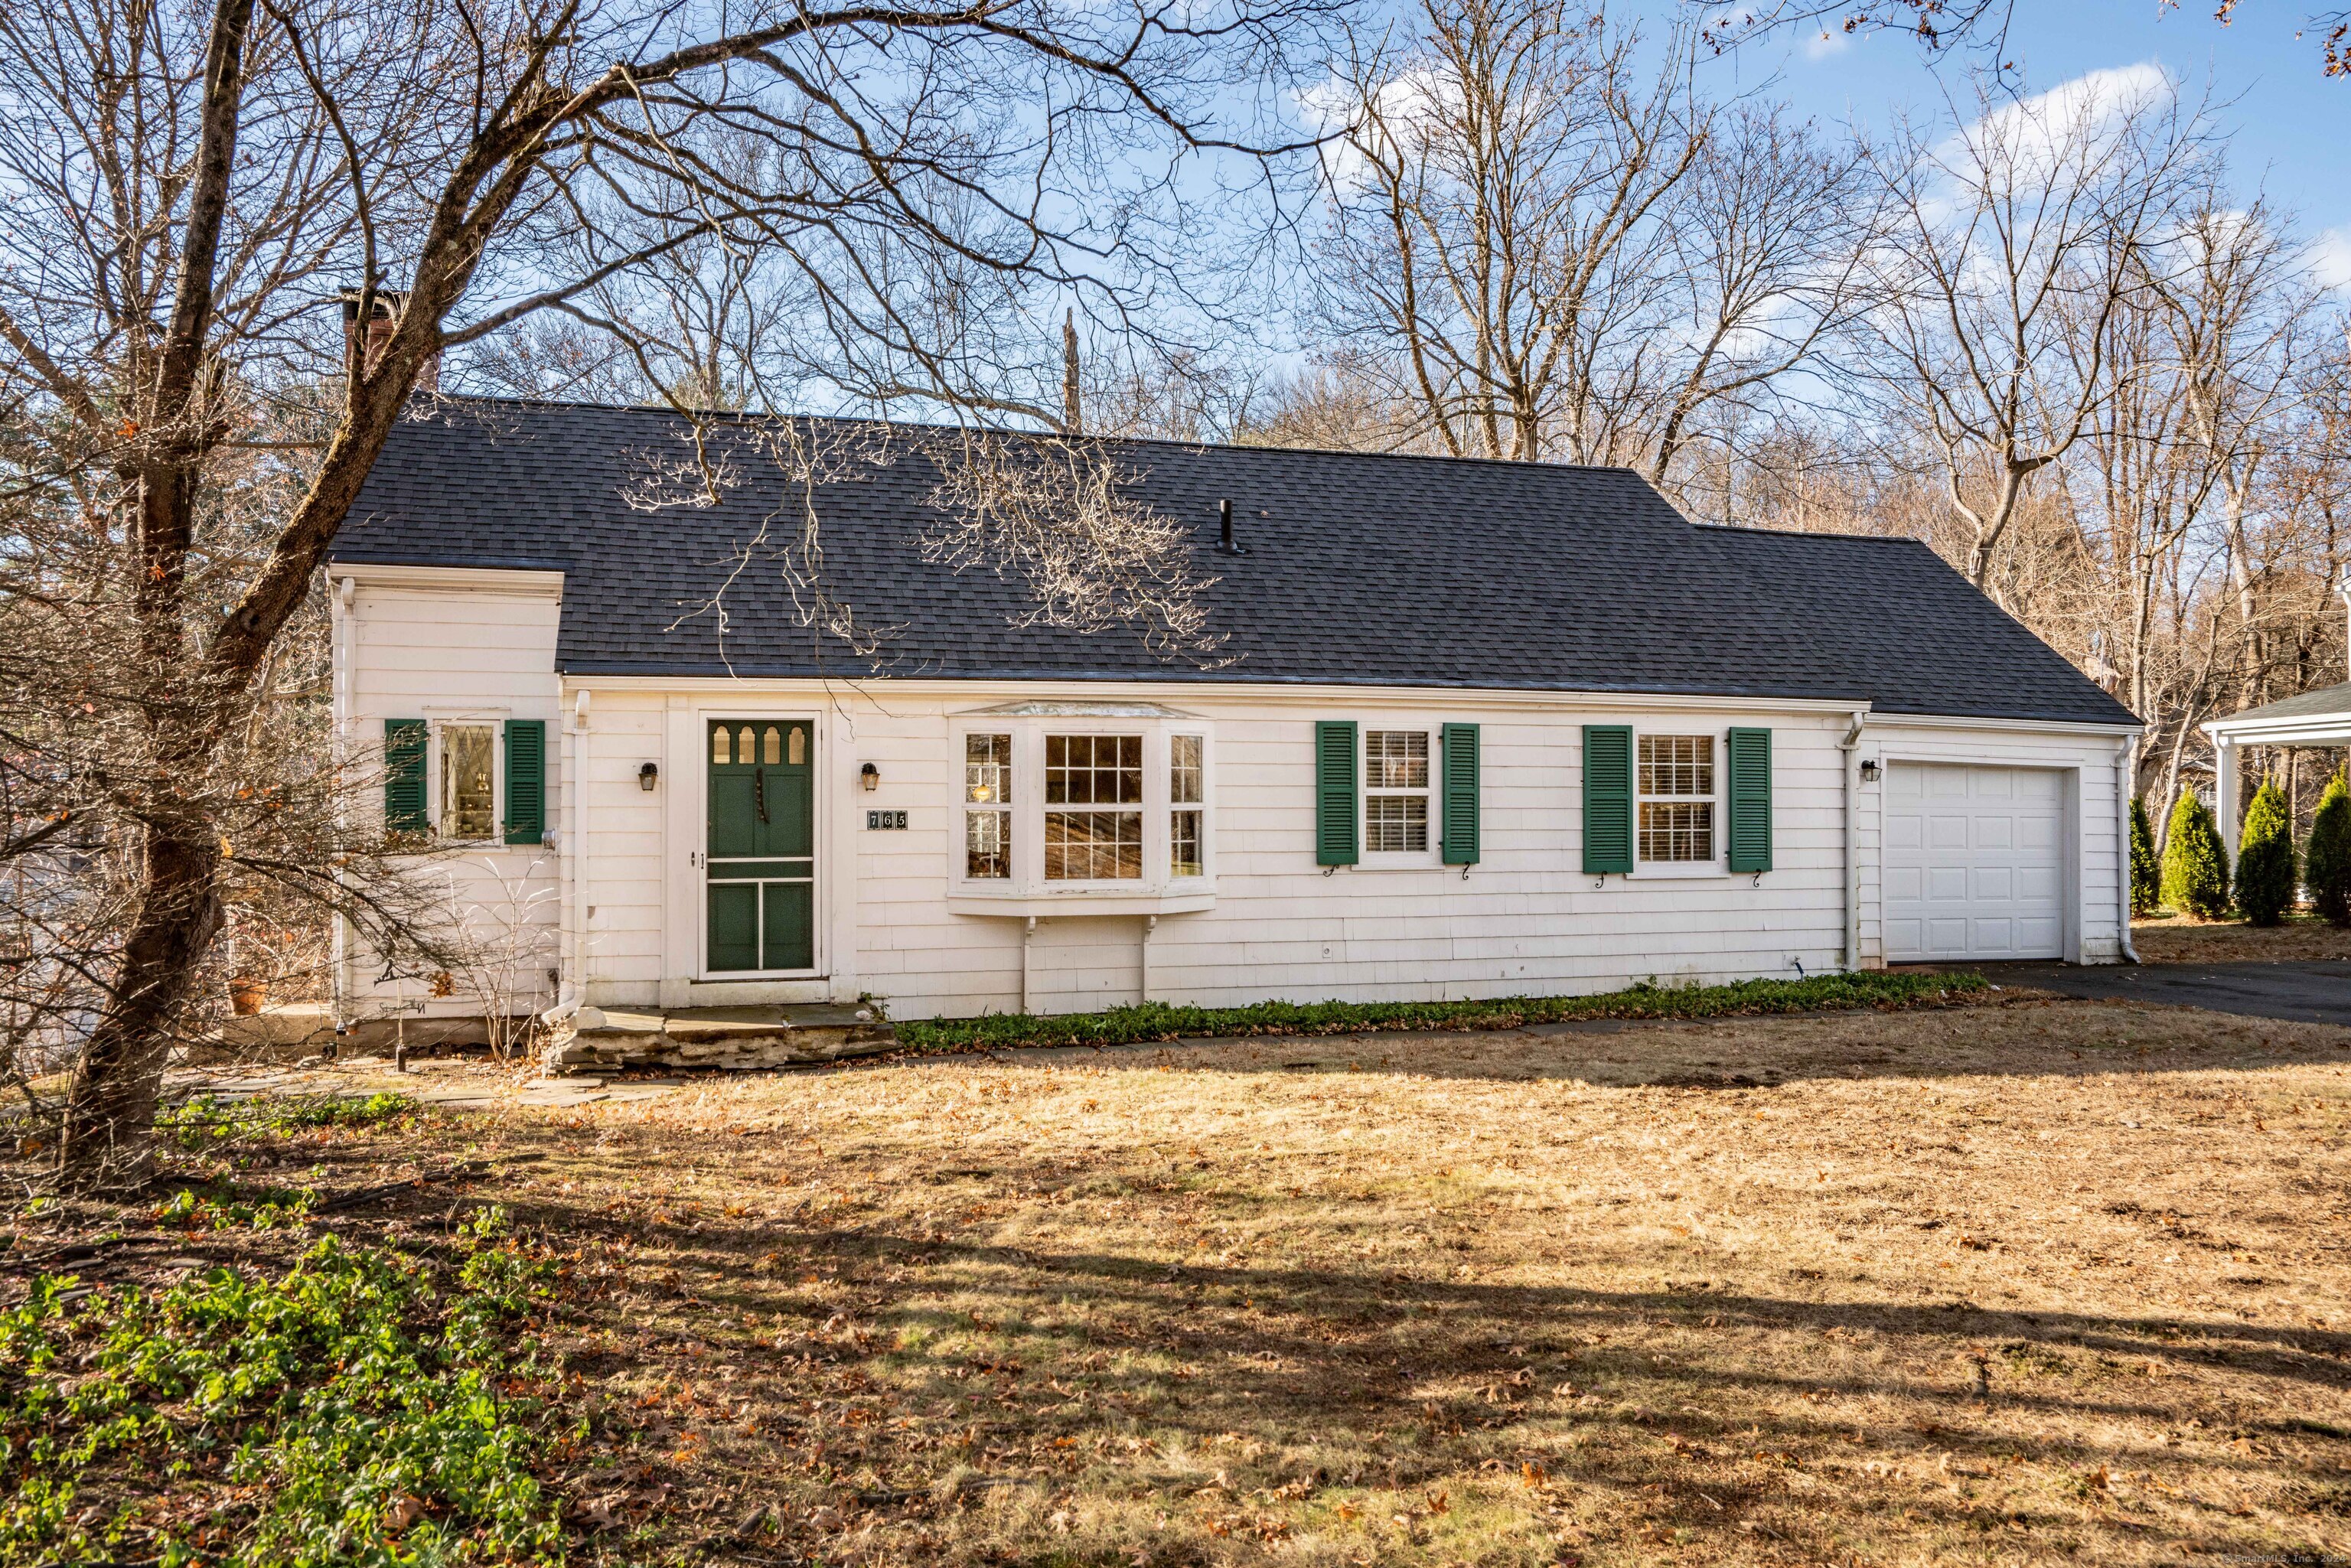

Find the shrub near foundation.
[
  {"left": 2129, "top": 795, "right": 2161, "bottom": 916},
  {"left": 2310, "top": 771, "right": 2351, "bottom": 927},
  {"left": 2162, "top": 792, "right": 2232, "bottom": 921},
  {"left": 2233, "top": 777, "right": 2298, "bottom": 927}
]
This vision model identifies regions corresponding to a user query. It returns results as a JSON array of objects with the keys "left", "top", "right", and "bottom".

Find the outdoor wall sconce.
[
  {"left": 860, "top": 763, "right": 881, "bottom": 791},
  {"left": 638, "top": 761, "right": 659, "bottom": 791},
  {"left": 1859, "top": 758, "right": 1880, "bottom": 783}
]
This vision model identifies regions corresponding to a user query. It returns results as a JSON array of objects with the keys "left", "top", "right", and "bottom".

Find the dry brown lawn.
[
  {"left": 34, "top": 995, "right": 2351, "bottom": 1566},
  {"left": 2133, "top": 912, "right": 2351, "bottom": 963}
]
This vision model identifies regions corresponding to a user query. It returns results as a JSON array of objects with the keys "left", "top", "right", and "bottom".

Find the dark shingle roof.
[{"left": 327, "top": 397, "right": 2137, "bottom": 725}]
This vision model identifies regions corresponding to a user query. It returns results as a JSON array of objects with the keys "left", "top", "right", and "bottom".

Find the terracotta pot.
[{"left": 229, "top": 978, "right": 267, "bottom": 1017}]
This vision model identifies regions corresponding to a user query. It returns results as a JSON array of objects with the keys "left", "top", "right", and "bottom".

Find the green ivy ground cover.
[
  {"left": 894, "top": 968, "right": 1991, "bottom": 1055},
  {"left": 0, "top": 1206, "right": 570, "bottom": 1566}
]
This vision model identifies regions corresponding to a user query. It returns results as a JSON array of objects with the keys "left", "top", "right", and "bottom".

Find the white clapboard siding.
[
  {"left": 340, "top": 574, "right": 565, "bottom": 1017},
  {"left": 337, "top": 573, "right": 2134, "bottom": 1021}
]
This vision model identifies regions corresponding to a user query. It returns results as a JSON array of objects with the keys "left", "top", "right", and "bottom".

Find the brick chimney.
[{"left": 339, "top": 288, "right": 438, "bottom": 391}]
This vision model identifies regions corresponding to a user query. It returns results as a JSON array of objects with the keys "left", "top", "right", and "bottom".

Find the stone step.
[{"left": 549, "top": 1002, "right": 897, "bottom": 1074}]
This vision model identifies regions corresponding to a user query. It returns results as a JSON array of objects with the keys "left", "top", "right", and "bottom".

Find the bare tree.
[
  {"left": 0, "top": 0, "right": 1335, "bottom": 1186},
  {"left": 1309, "top": 0, "right": 1707, "bottom": 461},
  {"left": 1854, "top": 70, "right": 2212, "bottom": 593},
  {"left": 1642, "top": 103, "right": 1884, "bottom": 492},
  {"left": 1305, "top": 0, "right": 1874, "bottom": 485}
]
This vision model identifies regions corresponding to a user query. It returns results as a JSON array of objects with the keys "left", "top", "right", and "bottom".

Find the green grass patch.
[
  {"left": 0, "top": 1207, "right": 570, "bottom": 1565},
  {"left": 894, "top": 968, "right": 1991, "bottom": 1055},
  {"left": 155, "top": 1092, "right": 418, "bottom": 1152}
]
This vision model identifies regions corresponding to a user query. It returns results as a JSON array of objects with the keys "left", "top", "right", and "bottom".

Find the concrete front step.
[{"left": 547, "top": 1003, "right": 896, "bottom": 1073}]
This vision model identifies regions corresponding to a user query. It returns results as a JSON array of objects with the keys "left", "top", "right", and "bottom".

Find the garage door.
[{"left": 1884, "top": 763, "right": 2065, "bottom": 962}]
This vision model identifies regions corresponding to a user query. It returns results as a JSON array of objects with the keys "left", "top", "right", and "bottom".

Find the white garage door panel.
[{"left": 1885, "top": 762, "right": 2066, "bottom": 962}]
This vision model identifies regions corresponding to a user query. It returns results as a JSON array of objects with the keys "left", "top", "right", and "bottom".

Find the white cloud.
[
  {"left": 1295, "top": 65, "right": 1467, "bottom": 195},
  {"left": 1963, "top": 61, "right": 2177, "bottom": 168},
  {"left": 2313, "top": 227, "right": 2351, "bottom": 292},
  {"left": 1803, "top": 26, "right": 1852, "bottom": 61}
]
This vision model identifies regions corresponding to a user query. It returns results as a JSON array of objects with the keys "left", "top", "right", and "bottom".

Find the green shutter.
[
  {"left": 1582, "top": 725, "right": 1633, "bottom": 875},
  {"left": 503, "top": 719, "right": 546, "bottom": 846},
  {"left": 1440, "top": 722, "right": 1479, "bottom": 865},
  {"left": 1727, "top": 727, "right": 1772, "bottom": 873},
  {"left": 1315, "top": 720, "right": 1358, "bottom": 866},
  {"left": 383, "top": 719, "right": 428, "bottom": 836}
]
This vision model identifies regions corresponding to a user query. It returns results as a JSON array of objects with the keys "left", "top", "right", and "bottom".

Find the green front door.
[{"left": 706, "top": 719, "right": 814, "bottom": 972}]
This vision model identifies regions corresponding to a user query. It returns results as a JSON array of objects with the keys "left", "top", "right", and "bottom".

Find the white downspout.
[
  {"left": 1140, "top": 914, "right": 1157, "bottom": 1004},
  {"left": 1020, "top": 916, "right": 1035, "bottom": 1015},
  {"left": 2118, "top": 735, "right": 2141, "bottom": 964},
  {"left": 543, "top": 688, "right": 591, "bottom": 1025},
  {"left": 1839, "top": 708, "right": 1867, "bottom": 973}
]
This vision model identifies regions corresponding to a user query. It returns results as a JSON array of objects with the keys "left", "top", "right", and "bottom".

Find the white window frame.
[
  {"left": 945, "top": 710, "right": 1215, "bottom": 906},
  {"left": 1360, "top": 722, "right": 1440, "bottom": 869},
  {"left": 1629, "top": 727, "right": 1729, "bottom": 879}
]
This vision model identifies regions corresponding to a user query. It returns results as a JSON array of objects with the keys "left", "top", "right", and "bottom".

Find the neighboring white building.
[{"left": 327, "top": 399, "right": 2144, "bottom": 1026}]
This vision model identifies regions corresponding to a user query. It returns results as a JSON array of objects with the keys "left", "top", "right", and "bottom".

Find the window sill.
[
  {"left": 1625, "top": 862, "right": 1734, "bottom": 880},
  {"left": 947, "top": 887, "right": 1216, "bottom": 918}
]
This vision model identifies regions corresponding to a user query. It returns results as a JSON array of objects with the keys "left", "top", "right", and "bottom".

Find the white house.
[{"left": 325, "top": 398, "right": 2143, "bottom": 1030}]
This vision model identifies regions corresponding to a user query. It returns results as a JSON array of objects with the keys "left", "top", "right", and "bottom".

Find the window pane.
[
  {"left": 1639, "top": 801, "right": 1714, "bottom": 862},
  {"left": 1171, "top": 809, "right": 1203, "bottom": 878},
  {"left": 712, "top": 726, "right": 730, "bottom": 764},
  {"left": 1365, "top": 794, "right": 1428, "bottom": 854},
  {"left": 1045, "top": 733, "right": 1141, "bottom": 808},
  {"left": 738, "top": 726, "right": 754, "bottom": 764},
  {"left": 788, "top": 726, "right": 807, "bottom": 765},
  {"left": 442, "top": 725, "right": 494, "bottom": 839},
  {"left": 966, "top": 810, "right": 1010, "bottom": 879},
  {"left": 763, "top": 725, "right": 781, "bottom": 765},
  {"left": 1639, "top": 735, "right": 1714, "bottom": 797},
  {"left": 966, "top": 733, "right": 1012, "bottom": 804},
  {"left": 1171, "top": 735, "right": 1203, "bottom": 804},
  {"left": 1045, "top": 810, "right": 1143, "bottom": 879},
  {"left": 1367, "top": 730, "right": 1429, "bottom": 789}
]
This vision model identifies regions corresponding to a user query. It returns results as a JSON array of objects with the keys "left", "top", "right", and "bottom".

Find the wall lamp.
[
  {"left": 1859, "top": 758, "right": 1881, "bottom": 783},
  {"left": 860, "top": 762, "right": 881, "bottom": 792},
  {"left": 638, "top": 761, "right": 659, "bottom": 791}
]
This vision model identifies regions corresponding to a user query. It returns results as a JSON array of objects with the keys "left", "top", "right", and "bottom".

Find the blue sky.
[{"left": 1710, "top": 2, "right": 2351, "bottom": 262}]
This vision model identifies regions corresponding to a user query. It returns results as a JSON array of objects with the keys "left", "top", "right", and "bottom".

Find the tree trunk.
[{"left": 57, "top": 826, "right": 224, "bottom": 1185}]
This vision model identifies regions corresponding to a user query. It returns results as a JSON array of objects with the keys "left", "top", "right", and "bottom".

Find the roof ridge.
[
  {"left": 1694, "top": 521, "right": 1925, "bottom": 547},
  {"left": 420, "top": 393, "right": 1648, "bottom": 478}
]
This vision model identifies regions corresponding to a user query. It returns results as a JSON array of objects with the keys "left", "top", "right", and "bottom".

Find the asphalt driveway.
[{"left": 1965, "top": 958, "right": 2351, "bottom": 1028}]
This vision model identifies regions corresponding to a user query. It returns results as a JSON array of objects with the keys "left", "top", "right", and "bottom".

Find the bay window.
[{"left": 948, "top": 706, "right": 1213, "bottom": 908}]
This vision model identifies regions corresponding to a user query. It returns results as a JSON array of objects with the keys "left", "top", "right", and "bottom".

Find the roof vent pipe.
[{"left": 1218, "top": 497, "right": 1244, "bottom": 556}]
